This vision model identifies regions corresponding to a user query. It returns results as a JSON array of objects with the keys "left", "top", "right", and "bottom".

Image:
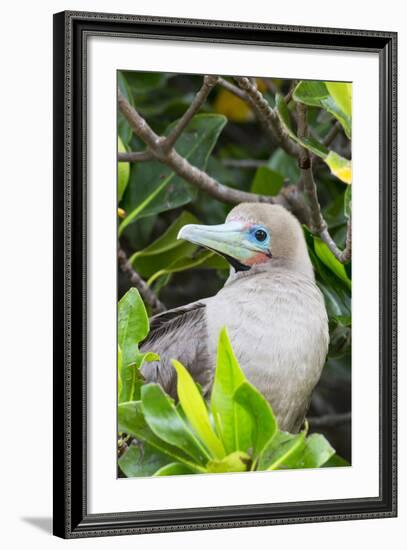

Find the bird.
[{"left": 140, "top": 203, "right": 329, "bottom": 433}]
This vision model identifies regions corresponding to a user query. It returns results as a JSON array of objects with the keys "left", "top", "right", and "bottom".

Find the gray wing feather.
[{"left": 140, "top": 301, "right": 212, "bottom": 398}]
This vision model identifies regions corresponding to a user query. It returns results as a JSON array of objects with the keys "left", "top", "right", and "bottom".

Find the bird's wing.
[
  {"left": 147, "top": 301, "right": 206, "bottom": 342},
  {"left": 140, "top": 301, "right": 212, "bottom": 398}
]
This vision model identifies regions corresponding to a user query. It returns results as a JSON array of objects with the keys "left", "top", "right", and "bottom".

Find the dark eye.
[{"left": 254, "top": 229, "right": 267, "bottom": 242}]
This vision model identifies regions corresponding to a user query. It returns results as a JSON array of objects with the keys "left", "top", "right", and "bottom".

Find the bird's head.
[{"left": 178, "top": 203, "right": 312, "bottom": 276}]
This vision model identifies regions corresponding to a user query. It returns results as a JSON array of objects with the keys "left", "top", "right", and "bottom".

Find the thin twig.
[
  {"left": 323, "top": 120, "right": 342, "bottom": 147},
  {"left": 233, "top": 76, "right": 300, "bottom": 157},
  {"left": 118, "top": 150, "right": 153, "bottom": 162},
  {"left": 263, "top": 77, "right": 278, "bottom": 96},
  {"left": 284, "top": 79, "right": 298, "bottom": 104},
  {"left": 164, "top": 75, "right": 219, "bottom": 150},
  {"left": 118, "top": 89, "right": 287, "bottom": 207},
  {"left": 118, "top": 76, "right": 218, "bottom": 162},
  {"left": 311, "top": 121, "right": 342, "bottom": 167},
  {"left": 296, "top": 102, "right": 310, "bottom": 171},
  {"left": 297, "top": 103, "right": 352, "bottom": 263},
  {"left": 320, "top": 216, "right": 352, "bottom": 263},
  {"left": 221, "top": 158, "right": 268, "bottom": 169},
  {"left": 307, "top": 412, "right": 351, "bottom": 429},
  {"left": 118, "top": 88, "right": 310, "bottom": 223},
  {"left": 218, "top": 77, "right": 249, "bottom": 101},
  {"left": 118, "top": 247, "right": 166, "bottom": 314}
]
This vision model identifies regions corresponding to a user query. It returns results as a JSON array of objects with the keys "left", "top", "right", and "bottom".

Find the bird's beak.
[{"left": 177, "top": 221, "right": 270, "bottom": 272}]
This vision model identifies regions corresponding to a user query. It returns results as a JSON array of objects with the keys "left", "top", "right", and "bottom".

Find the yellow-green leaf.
[
  {"left": 293, "top": 80, "right": 352, "bottom": 138},
  {"left": 325, "top": 82, "right": 352, "bottom": 120},
  {"left": 154, "top": 462, "right": 197, "bottom": 476},
  {"left": 118, "top": 289, "right": 150, "bottom": 402},
  {"left": 172, "top": 359, "right": 225, "bottom": 459},
  {"left": 210, "top": 328, "right": 252, "bottom": 454},
  {"left": 275, "top": 94, "right": 351, "bottom": 184},
  {"left": 206, "top": 451, "right": 251, "bottom": 473},
  {"left": 325, "top": 151, "right": 352, "bottom": 184}
]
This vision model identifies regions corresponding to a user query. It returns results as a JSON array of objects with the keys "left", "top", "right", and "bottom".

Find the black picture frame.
[{"left": 53, "top": 10, "right": 397, "bottom": 538}]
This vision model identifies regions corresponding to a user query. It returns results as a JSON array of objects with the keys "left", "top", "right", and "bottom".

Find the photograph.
[
  {"left": 116, "top": 71, "right": 352, "bottom": 478},
  {"left": 51, "top": 9, "right": 397, "bottom": 537}
]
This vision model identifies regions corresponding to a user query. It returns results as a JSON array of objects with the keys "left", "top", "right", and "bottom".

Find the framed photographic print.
[{"left": 53, "top": 11, "right": 397, "bottom": 538}]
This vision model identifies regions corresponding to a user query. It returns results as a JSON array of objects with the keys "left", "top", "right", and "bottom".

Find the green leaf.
[
  {"left": 119, "top": 442, "right": 171, "bottom": 478},
  {"left": 318, "top": 282, "right": 348, "bottom": 318},
  {"left": 118, "top": 346, "right": 122, "bottom": 398},
  {"left": 233, "top": 381, "right": 277, "bottom": 458},
  {"left": 274, "top": 94, "right": 297, "bottom": 135},
  {"left": 210, "top": 328, "right": 252, "bottom": 454},
  {"left": 150, "top": 273, "right": 172, "bottom": 295},
  {"left": 125, "top": 72, "right": 169, "bottom": 94},
  {"left": 118, "top": 136, "right": 130, "bottom": 202},
  {"left": 138, "top": 95, "right": 194, "bottom": 119},
  {"left": 147, "top": 250, "right": 228, "bottom": 286},
  {"left": 206, "top": 451, "right": 251, "bottom": 473},
  {"left": 322, "top": 192, "right": 347, "bottom": 229},
  {"left": 304, "top": 227, "right": 351, "bottom": 317},
  {"left": 260, "top": 430, "right": 335, "bottom": 470},
  {"left": 172, "top": 360, "right": 225, "bottom": 459},
  {"left": 118, "top": 401, "right": 202, "bottom": 471},
  {"left": 275, "top": 94, "right": 351, "bottom": 184},
  {"left": 131, "top": 211, "right": 199, "bottom": 278},
  {"left": 294, "top": 81, "right": 328, "bottom": 103},
  {"left": 118, "top": 288, "right": 149, "bottom": 354},
  {"left": 118, "top": 289, "right": 158, "bottom": 402},
  {"left": 250, "top": 166, "right": 284, "bottom": 196},
  {"left": 259, "top": 430, "right": 306, "bottom": 470},
  {"left": 332, "top": 315, "right": 351, "bottom": 327},
  {"left": 323, "top": 453, "right": 350, "bottom": 467},
  {"left": 154, "top": 462, "right": 197, "bottom": 476},
  {"left": 268, "top": 148, "right": 300, "bottom": 182},
  {"left": 314, "top": 238, "right": 351, "bottom": 288},
  {"left": 141, "top": 383, "right": 211, "bottom": 464},
  {"left": 120, "top": 114, "right": 227, "bottom": 234},
  {"left": 274, "top": 96, "right": 329, "bottom": 159},
  {"left": 133, "top": 211, "right": 199, "bottom": 258},
  {"left": 293, "top": 80, "right": 352, "bottom": 138},
  {"left": 289, "top": 433, "right": 335, "bottom": 469}
]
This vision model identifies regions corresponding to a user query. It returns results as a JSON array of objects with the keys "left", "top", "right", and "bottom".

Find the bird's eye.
[{"left": 254, "top": 229, "right": 267, "bottom": 242}]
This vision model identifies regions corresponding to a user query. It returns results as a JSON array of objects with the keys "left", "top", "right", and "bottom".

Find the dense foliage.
[
  {"left": 117, "top": 72, "right": 352, "bottom": 473},
  {"left": 118, "top": 289, "right": 345, "bottom": 476}
]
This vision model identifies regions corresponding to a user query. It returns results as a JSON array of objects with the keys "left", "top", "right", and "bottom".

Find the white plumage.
[{"left": 141, "top": 203, "right": 329, "bottom": 432}]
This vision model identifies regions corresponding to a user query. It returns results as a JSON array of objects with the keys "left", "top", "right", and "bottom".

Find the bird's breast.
[{"left": 204, "top": 269, "right": 329, "bottom": 430}]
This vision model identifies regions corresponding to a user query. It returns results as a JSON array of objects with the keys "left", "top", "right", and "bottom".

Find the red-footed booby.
[{"left": 140, "top": 203, "right": 329, "bottom": 432}]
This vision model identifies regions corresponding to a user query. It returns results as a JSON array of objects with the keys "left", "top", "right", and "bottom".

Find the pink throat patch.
[{"left": 245, "top": 252, "right": 270, "bottom": 266}]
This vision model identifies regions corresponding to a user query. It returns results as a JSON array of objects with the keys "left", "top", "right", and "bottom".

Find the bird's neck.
[{"left": 225, "top": 256, "right": 315, "bottom": 287}]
